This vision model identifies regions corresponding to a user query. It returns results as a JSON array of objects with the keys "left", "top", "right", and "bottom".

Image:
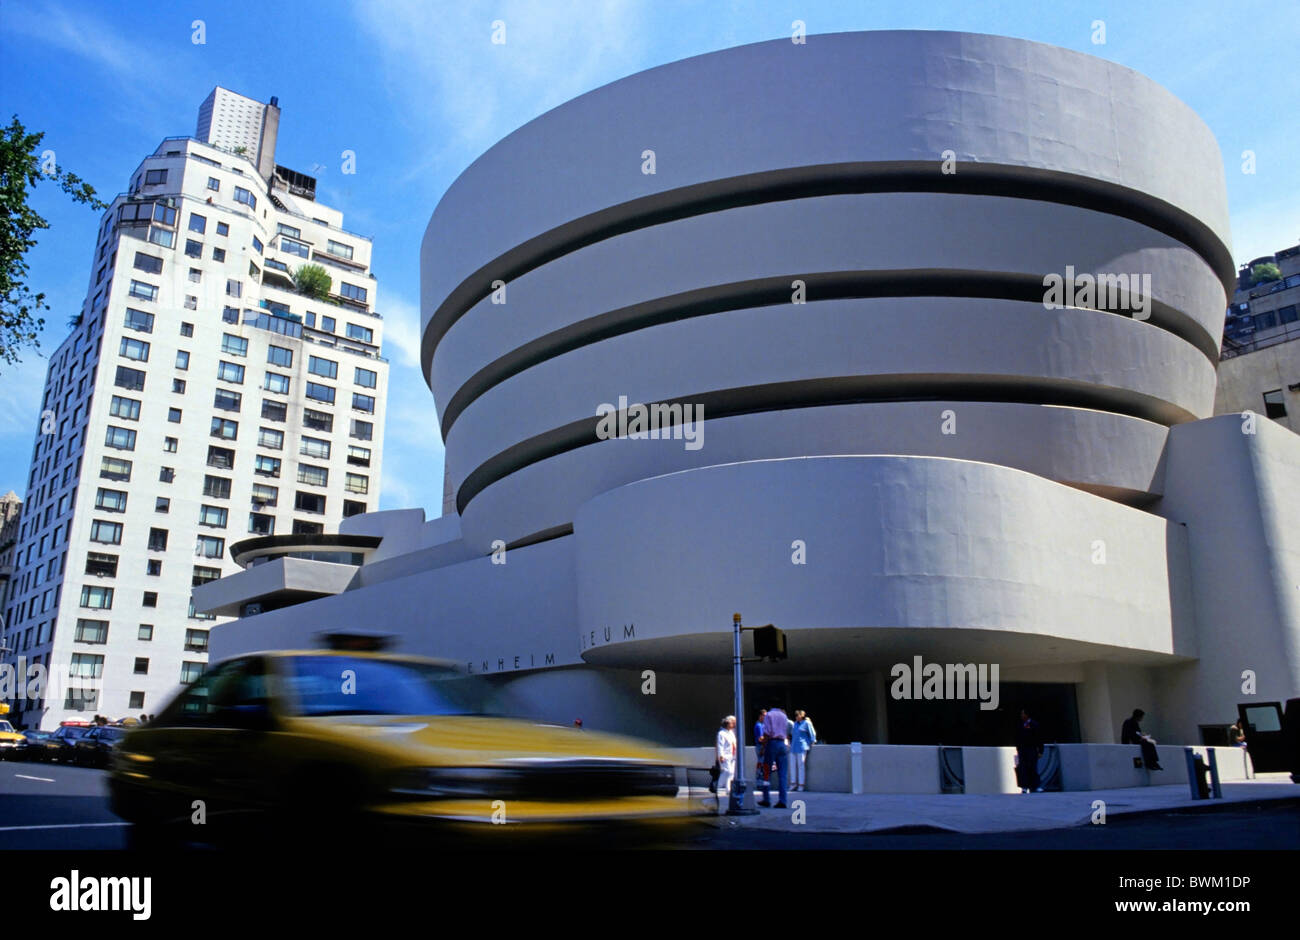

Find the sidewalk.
[{"left": 699, "top": 775, "right": 1300, "bottom": 834}]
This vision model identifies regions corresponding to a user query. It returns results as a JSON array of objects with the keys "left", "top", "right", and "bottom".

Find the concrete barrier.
[
  {"left": 859, "top": 745, "right": 942, "bottom": 794},
  {"left": 963, "top": 746, "right": 1021, "bottom": 793}
]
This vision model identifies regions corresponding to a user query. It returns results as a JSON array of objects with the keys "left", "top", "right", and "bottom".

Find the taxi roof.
[{"left": 239, "top": 650, "right": 463, "bottom": 671}]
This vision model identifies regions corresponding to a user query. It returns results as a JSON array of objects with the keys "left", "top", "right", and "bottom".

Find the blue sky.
[{"left": 1, "top": 0, "right": 1296, "bottom": 514}]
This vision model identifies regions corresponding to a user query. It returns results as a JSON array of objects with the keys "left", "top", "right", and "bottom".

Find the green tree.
[
  {"left": 293, "top": 263, "right": 332, "bottom": 301},
  {"left": 1, "top": 115, "right": 107, "bottom": 368},
  {"left": 1250, "top": 262, "right": 1282, "bottom": 285}
]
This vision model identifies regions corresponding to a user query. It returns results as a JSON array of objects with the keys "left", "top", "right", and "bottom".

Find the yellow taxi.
[
  {"left": 108, "top": 647, "right": 697, "bottom": 841},
  {"left": 0, "top": 718, "right": 26, "bottom": 759}
]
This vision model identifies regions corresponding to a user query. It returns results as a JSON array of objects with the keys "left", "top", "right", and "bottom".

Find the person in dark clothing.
[
  {"left": 1015, "top": 708, "right": 1044, "bottom": 793},
  {"left": 1120, "top": 708, "right": 1162, "bottom": 770}
]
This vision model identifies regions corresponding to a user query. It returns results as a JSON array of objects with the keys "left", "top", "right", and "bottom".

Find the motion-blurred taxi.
[
  {"left": 0, "top": 720, "right": 24, "bottom": 759},
  {"left": 108, "top": 649, "right": 696, "bottom": 840}
]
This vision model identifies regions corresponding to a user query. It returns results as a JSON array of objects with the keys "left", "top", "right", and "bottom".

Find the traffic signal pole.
[{"left": 728, "top": 612, "right": 758, "bottom": 815}]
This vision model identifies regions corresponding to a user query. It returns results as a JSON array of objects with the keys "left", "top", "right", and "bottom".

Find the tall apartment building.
[{"left": 0, "top": 87, "right": 388, "bottom": 729}]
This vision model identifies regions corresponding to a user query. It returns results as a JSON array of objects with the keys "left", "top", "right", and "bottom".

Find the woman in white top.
[{"left": 715, "top": 715, "right": 737, "bottom": 811}]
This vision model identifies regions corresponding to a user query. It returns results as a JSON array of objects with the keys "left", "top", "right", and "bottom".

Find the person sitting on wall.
[
  {"left": 1121, "top": 708, "right": 1163, "bottom": 771},
  {"left": 1228, "top": 719, "right": 1247, "bottom": 748}
]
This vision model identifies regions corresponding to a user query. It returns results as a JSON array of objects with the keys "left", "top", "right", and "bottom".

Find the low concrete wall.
[{"left": 669, "top": 743, "right": 1252, "bottom": 793}]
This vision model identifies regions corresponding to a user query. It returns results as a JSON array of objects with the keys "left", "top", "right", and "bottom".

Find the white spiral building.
[{"left": 205, "top": 32, "right": 1300, "bottom": 752}]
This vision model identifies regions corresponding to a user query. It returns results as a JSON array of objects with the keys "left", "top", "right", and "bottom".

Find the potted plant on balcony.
[{"left": 292, "top": 263, "right": 332, "bottom": 301}]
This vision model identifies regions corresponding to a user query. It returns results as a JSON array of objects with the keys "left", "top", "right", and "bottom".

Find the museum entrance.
[
  {"left": 886, "top": 681, "right": 1082, "bottom": 746},
  {"left": 743, "top": 678, "right": 864, "bottom": 744}
]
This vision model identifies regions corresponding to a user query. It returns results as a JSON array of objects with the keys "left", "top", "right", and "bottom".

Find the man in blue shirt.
[{"left": 757, "top": 705, "right": 791, "bottom": 808}]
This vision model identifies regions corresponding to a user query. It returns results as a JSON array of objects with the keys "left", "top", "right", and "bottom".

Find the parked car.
[
  {"left": 0, "top": 720, "right": 25, "bottom": 760},
  {"left": 74, "top": 725, "right": 128, "bottom": 768},
  {"left": 43, "top": 724, "right": 93, "bottom": 763},
  {"left": 17, "top": 730, "right": 53, "bottom": 761}
]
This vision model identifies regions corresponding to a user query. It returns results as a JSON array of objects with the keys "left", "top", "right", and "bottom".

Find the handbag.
[{"left": 708, "top": 759, "right": 721, "bottom": 793}]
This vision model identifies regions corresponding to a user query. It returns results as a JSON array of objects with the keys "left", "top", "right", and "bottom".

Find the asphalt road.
[{"left": 2, "top": 758, "right": 1297, "bottom": 851}]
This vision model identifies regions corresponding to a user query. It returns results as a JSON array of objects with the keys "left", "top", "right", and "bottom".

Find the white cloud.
[{"left": 380, "top": 293, "right": 423, "bottom": 370}]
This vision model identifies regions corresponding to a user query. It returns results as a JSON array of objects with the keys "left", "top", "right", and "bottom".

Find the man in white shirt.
[{"left": 715, "top": 715, "right": 737, "bottom": 812}]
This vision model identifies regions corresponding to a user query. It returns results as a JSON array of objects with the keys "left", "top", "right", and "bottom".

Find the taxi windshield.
[
  {"left": 281, "top": 656, "right": 494, "bottom": 718},
  {"left": 0, "top": 721, "right": 14, "bottom": 733}
]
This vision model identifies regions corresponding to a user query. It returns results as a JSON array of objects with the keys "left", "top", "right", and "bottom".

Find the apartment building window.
[
  {"left": 352, "top": 393, "right": 375, "bottom": 414},
  {"left": 292, "top": 520, "right": 324, "bottom": 535},
  {"left": 304, "top": 312, "right": 316, "bottom": 328},
  {"left": 207, "top": 177, "right": 219, "bottom": 191},
  {"left": 258, "top": 427, "right": 284, "bottom": 450},
  {"left": 144, "top": 168, "right": 167, "bottom": 185},
  {"left": 114, "top": 366, "right": 146, "bottom": 391},
  {"left": 203, "top": 475, "right": 232, "bottom": 499},
  {"left": 347, "top": 324, "right": 374, "bottom": 344},
  {"left": 1263, "top": 389, "right": 1287, "bottom": 419},
  {"left": 134, "top": 657, "right": 150, "bottom": 675},
  {"left": 347, "top": 445, "right": 371, "bottom": 467},
  {"left": 267, "top": 345, "right": 293, "bottom": 367},
  {"left": 264, "top": 372, "right": 290, "bottom": 394},
  {"left": 185, "top": 239, "right": 203, "bottom": 259},
  {"left": 104, "top": 425, "right": 137, "bottom": 450},
  {"left": 217, "top": 361, "right": 245, "bottom": 384},
  {"left": 213, "top": 247, "right": 226, "bottom": 262},
  {"left": 91, "top": 520, "right": 123, "bottom": 544},
  {"left": 181, "top": 662, "right": 204, "bottom": 683},
  {"left": 189, "top": 213, "right": 207, "bottom": 234},
  {"left": 320, "top": 316, "right": 335, "bottom": 333},
  {"left": 124, "top": 308, "right": 155, "bottom": 332},
  {"left": 185, "top": 629, "right": 210, "bottom": 653},
  {"left": 168, "top": 407, "right": 182, "bottom": 423},
  {"left": 128, "top": 280, "right": 158, "bottom": 302},
  {"left": 149, "top": 227, "right": 174, "bottom": 248},
  {"left": 350, "top": 419, "right": 373, "bottom": 441},
  {"left": 148, "top": 527, "right": 169, "bottom": 551},
  {"left": 252, "top": 235, "right": 263, "bottom": 254},
  {"left": 226, "top": 279, "right": 242, "bottom": 298},
  {"left": 129, "top": 691, "right": 146, "bottom": 709},
  {"left": 100, "top": 456, "right": 132, "bottom": 482},
  {"left": 172, "top": 378, "right": 187, "bottom": 394},
  {"left": 339, "top": 282, "right": 367, "bottom": 303},
  {"left": 155, "top": 497, "right": 169, "bottom": 513},
  {"left": 308, "top": 356, "right": 338, "bottom": 379},
  {"left": 221, "top": 334, "right": 249, "bottom": 357},
  {"left": 84, "top": 553, "right": 118, "bottom": 578},
  {"left": 146, "top": 558, "right": 162, "bottom": 575},
  {"left": 233, "top": 186, "right": 256, "bottom": 209},
  {"left": 138, "top": 624, "right": 154, "bottom": 641},
  {"left": 80, "top": 585, "right": 114, "bottom": 609},
  {"left": 281, "top": 237, "right": 310, "bottom": 258},
  {"left": 254, "top": 455, "right": 282, "bottom": 477},
  {"left": 133, "top": 252, "right": 163, "bottom": 275},
  {"left": 195, "top": 535, "right": 225, "bottom": 559},
  {"left": 176, "top": 350, "right": 190, "bottom": 370},
  {"left": 277, "top": 223, "right": 301, "bottom": 238},
  {"left": 222, "top": 306, "right": 239, "bottom": 324},
  {"left": 303, "top": 408, "right": 333, "bottom": 432},
  {"left": 214, "top": 388, "right": 241, "bottom": 411},
  {"left": 192, "top": 565, "right": 221, "bottom": 587},
  {"left": 299, "top": 436, "right": 330, "bottom": 459},
  {"left": 74, "top": 619, "right": 109, "bottom": 644},
  {"left": 345, "top": 473, "right": 370, "bottom": 495},
  {"left": 94, "top": 488, "right": 128, "bottom": 512},
  {"left": 206, "top": 445, "right": 234, "bottom": 470},
  {"left": 216, "top": 221, "right": 229, "bottom": 237},
  {"left": 262, "top": 400, "right": 287, "bottom": 422},
  {"left": 354, "top": 367, "right": 377, "bottom": 388},
  {"left": 327, "top": 240, "right": 354, "bottom": 261},
  {"left": 295, "top": 492, "right": 326, "bottom": 514},
  {"left": 251, "top": 483, "right": 278, "bottom": 507},
  {"left": 210, "top": 417, "right": 238, "bottom": 440},
  {"left": 305, "top": 382, "right": 335, "bottom": 404},
  {"left": 159, "top": 466, "right": 175, "bottom": 483},
  {"left": 119, "top": 337, "right": 150, "bottom": 362},
  {"left": 188, "top": 267, "right": 201, "bottom": 282},
  {"left": 180, "top": 322, "right": 194, "bottom": 337},
  {"left": 163, "top": 436, "right": 178, "bottom": 453},
  {"left": 343, "top": 500, "right": 367, "bottom": 518},
  {"left": 142, "top": 592, "right": 158, "bottom": 608},
  {"left": 198, "top": 505, "right": 228, "bottom": 528},
  {"left": 109, "top": 395, "right": 141, "bottom": 420},
  {"left": 298, "top": 464, "right": 328, "bottom": 487},
  {"left": 248, "top": 513, "right": 274, "bottom": 536}
]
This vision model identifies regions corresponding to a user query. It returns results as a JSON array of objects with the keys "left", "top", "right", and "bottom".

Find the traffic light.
[{"left": 752, "top": 625, "right": 787, "bottom": 661}]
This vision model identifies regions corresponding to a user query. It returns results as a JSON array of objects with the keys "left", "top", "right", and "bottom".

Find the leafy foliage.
[
  {"left": 293, "top": 263, "right": 332, "bottom": 301},
  {"left": 1, "top": 115, "right": 107, "bottom": 368},
  {"left": 1250, "top": 262, "right": 1282, "bottom": 285}
]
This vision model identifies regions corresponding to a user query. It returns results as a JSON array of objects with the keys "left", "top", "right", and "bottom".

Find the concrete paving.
[{"left": 696, "top": 774, "right": 1300, "bottom": 834}]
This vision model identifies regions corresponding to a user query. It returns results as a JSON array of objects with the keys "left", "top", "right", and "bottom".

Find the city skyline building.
[{"left": 0, "top": 87, "right": 389, "bottom": 729}]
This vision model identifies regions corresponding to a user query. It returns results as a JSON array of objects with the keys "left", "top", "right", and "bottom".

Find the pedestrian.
[
  {"left": 753, "top": 709, "right": 768, "bottom": 785},
  {"left": 758, "top": 703, "right": 791, "bottom": 808},
  {"left": 1228, "top": 718, "right": 1247, "bottom": 748},
  {"left": 139, "top": 714, "right": 148, "bottom": 726},
  {"left": 714, "top": 715, "right": 737, "bottom": 812},
  {"left": 1120, "top": 708, "right": 1162, "bottom": 771},
  {"left": 791, "top": 709, "right": 817, "bottom": 792},
  {"left": 1015, "top": 708, "right": 1043, "bottom": 793}
]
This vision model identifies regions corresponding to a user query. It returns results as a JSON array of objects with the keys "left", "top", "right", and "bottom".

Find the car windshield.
[
  {"left": 60, "top": 727, "right": 89, "bottom": 739},
  {"left": 0, "top": 721, "right": 14, "bottom": 733},
  {"left": 100, "top": 727, "right": 126, "bottom": 741},
  {"left": 281, "top": 656, "right": 497, "bottom": 718}
]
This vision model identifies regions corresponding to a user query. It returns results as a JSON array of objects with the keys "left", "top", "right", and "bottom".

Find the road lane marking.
[
  {"left": 0, "top": 822, "right": 130, "bottom": 832},
  {"left": 13, "top": 774, "right": 55, "bottom": 782}
]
